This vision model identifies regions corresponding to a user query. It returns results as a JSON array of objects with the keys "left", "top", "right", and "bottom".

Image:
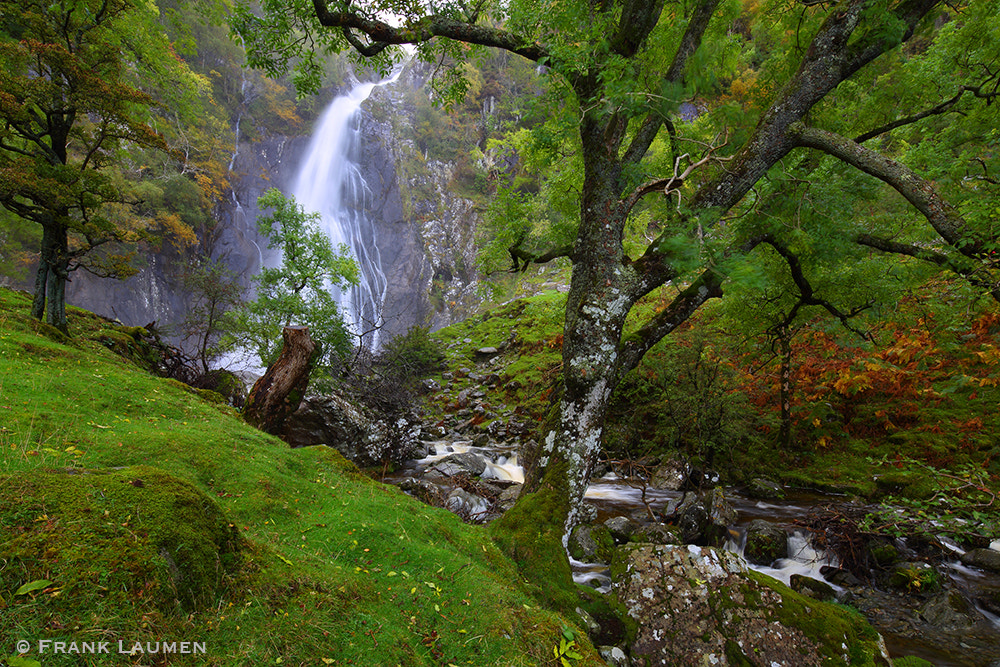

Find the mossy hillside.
[
  {"left": 1, "top": 466, "right": 242, "bottom": 615},
  {"left": 430, "top": 291, "right": 567, "bottom": 421},
  {"left": 0, "top": 288, "right": 604, "bottom": 666}
]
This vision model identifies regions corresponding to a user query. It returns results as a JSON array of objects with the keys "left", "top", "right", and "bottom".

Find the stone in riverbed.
[
  {"left": 744, "top": 519, "right": 788, "bottom": 566},
  {"left": 960, "top": 547, "right": 1000, "bottom": 574},
  {"left": 611, "top": 543, "right": 891, "bottom": 666},
  {"left": 604, "top": 515, "right": 640, "bottom": 544}
]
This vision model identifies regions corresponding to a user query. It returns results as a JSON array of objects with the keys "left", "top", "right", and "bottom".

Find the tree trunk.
[
  {"left": 243, "top": 326, "right": 318, "bottom": 435},
  {"left": 777, "top": 326, "right": 794, "bottom": 450},
  {"left": 31, "top": 221, "right": 69, "bottom": 332}
]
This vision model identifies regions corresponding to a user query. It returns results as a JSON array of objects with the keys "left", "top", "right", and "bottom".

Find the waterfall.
[{"left": 292, "top": 72, "right": 401, "bottom": 350}]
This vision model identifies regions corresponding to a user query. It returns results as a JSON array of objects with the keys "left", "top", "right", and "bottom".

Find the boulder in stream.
[
  {"left": 569, "top": 524, "right": 616, "bottom": 563},
  {"left": 664, "top": 489, "right": 737, "bottom": 546},
  {"left": 960, "top": 547, "right": 1000, "bottom": 574},
  {"left": 744, "top": 519, "right": 788, "bottom": 566}
]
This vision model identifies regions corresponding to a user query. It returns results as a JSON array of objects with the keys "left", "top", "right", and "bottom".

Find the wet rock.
[
  {"left": 575, "top": 607, "right": 601, "bottom": 636},
  {"left": 820, "top": 565, "right": 863, "bottom": 588},
  {"left": 744, "top": 519, "right": 788, "bottom": 566},
  {"left": 283, "top": 394, "right": 420, "bottom": 465},
  {"left": 632, "top": 522, "right": 679, "bottom": 546},
  {"left": 612, "top": 544, "right": 887, "bottom": 666},
  {"left": 420, "top": 378, "right": 440, "bottom": 392},
  {"left": 598, "top": 646, "right": 629, "bottom": 667},
  {"left": 745, "top": 477, "right": 785, "bottom": 499},
  {"left": 428, "top": 452, "right": 486, "bottom": 477},
  {"left": 648, "top": 460, "right": 686, "bottom": 491},
  {"left": 568, "top": 524, "right": 615, "bottom": 563},
  {"left": 668, "top": 488, "right": 737, "bottom": 546},
  {"left": 495, "top": 484, "right": 521, "bottom": 512},
  {"left": 677, "top": 499, "right": 712, "bottom": 544},
  {"left": 683, "top": 466, "right": 720, "bottom": 489},
  {"left": 396, "top": 477, "right": 447, "bottom": 506},
  {"left": 790, "top": 573, "right": 836, "bottom": 601},
  {"left": 445, "top": 488, "right": 489, "bottom": 520},
  {"left": 920, "top": 589, "right": 976, "bottom": 632},
  {"left": 705, "top": 487, "right": 738, "bottom": 527},
  {"left": 604, "top": 516, "right": 640, "bottom": 544},
  {"left": 961, "top": 548, "right": 1000, "bottom": 574}
]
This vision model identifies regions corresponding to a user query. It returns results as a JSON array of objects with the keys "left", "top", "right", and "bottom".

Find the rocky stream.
[{"left": 284, "top": 387, "right": 1000, "bottom": 666}]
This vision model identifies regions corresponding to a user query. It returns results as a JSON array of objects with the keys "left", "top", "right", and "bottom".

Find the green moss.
[
  {"left": 489, "top": 459, "right": 577, "bottom": 613},
  {"left": 0, "top": 287, "right": 607, "bottom": 666},
  {"left": 0, "top": 466, "right": 242, "bottom": 614},
  {"left": 747, "top": 570, "right": 884, "bottom": 665},
  {"left": 892, "top": 656, "right": 935, "bottom": 667}
]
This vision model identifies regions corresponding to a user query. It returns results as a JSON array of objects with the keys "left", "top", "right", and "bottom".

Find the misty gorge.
[{"left": 66, "top": 60, "right": 483, "bottom": 352}]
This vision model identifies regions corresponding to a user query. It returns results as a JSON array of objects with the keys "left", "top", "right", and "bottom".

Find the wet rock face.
[
  {"left": 663, "top": 489, "right": 737, "bottom": 546},
  {"left": 744, "top": 519, "right": 788, "bottom": 566},
  {"left": 613, "top": 544, "right": 832, "bottom": 667},
  {"left": 283, "top": 393, "right": 421, "bottom": 466},
  {"left": 961, "top": 548, "right": 1000, "bottom": 574}
]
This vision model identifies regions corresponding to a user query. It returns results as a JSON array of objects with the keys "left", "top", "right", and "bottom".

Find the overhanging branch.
[
  {"left": 790, "top": 122, "right": 990, "bottom": 256},
  {"left": 311, "top": 0, "right": 549, "bottom": 64}
]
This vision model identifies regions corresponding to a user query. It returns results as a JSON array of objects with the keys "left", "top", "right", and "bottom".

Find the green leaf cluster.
[{"left": 222, "top": 189, "right": 358, "bottom": 370}]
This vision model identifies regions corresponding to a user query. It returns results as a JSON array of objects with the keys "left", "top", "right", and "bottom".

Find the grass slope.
[{"left": 0, "top": 288, "right": 602, "bottom": 666}]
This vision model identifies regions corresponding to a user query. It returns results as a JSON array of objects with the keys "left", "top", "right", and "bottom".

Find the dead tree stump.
[{"left": 243, "top": 326, "right": 318, "bottom": 435}]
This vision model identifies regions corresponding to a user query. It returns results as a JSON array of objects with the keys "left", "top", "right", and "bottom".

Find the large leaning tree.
[
  {"left": 235, "top": 0, "right": 998, "bottom": 568},
  {"left": 0, "top": 0, "right": 204, "bottom": 332}
]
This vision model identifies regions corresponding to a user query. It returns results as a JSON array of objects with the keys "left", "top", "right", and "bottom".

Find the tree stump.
[{"left": 243, "top": 326, "right": 318, "bottom": 435}]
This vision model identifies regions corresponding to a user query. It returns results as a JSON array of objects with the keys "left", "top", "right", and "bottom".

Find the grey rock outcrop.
[
  {"left": 612, "top": 543, "right": 891, "bottom": 666},
  {"left": 961, "top": 547, "right": 1000, "bottom": 574},
  {"left": 283, "top": 393, "right": 421, "bottom": 465}
]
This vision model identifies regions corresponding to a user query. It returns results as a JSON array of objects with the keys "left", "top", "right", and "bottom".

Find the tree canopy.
[
  {"left": 235, "top": 0, "right": 1000, "bottom": 589},
  {"left": 0, "top": 0, "right": 208, "bottom": 331},
  {"left": 222, "top": 189, "right": 359, "bottom": 372}
]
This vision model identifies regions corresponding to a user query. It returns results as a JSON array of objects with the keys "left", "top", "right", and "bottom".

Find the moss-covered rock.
[
  {"left": 0, "top": 466, "right": 243, "bottom": 614},
  {"left": 611, "top": 544, "right": 891, "bottom": 666}
]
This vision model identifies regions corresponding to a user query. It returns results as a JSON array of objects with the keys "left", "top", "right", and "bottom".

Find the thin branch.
[{"left": 762, "top": 236, "right": 874, "bottom": 340}]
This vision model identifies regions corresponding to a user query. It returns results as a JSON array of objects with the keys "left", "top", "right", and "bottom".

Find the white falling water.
[{"left": 291, "top": 73, "right": 400, "bottom": 350}]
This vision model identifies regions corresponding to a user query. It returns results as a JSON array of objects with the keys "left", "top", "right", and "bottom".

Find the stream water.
[{"left": 390, "top": 440, "right": 1000, "bottom": 666}]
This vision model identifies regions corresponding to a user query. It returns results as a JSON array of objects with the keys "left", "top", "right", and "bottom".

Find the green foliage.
[
  {"left": 222, "top": 189, "right": 358, "bottom": 371},
  {"left": 180, "top": 258, "right": 244, "bottom": 373},
  {"left": 0, "top": 0, "right": 209, "bottom": 330},
  {"left": 609, "top": 326, "right": 763, "bottom": 472},
  {"left": 377, "top": 326, "right": 445, "bottom": 380},
  {"left": 859, "top": 456, "right": 999, "bottom": 545}
]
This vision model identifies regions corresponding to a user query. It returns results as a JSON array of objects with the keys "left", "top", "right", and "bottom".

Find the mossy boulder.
[
  {"left": 0, "top": 466, "right": 243, "bottom": 614},
  {"left": 569, "top": 524, "right": 617, "bottom": 562},
  {"left": 744, "top": 519, "right": 788, "bottom": 566},
  {"left": 611, "top": 544, "right": 891, "bottom": 666}
]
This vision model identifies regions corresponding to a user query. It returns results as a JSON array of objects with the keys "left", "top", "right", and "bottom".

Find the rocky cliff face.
[
  {"left": 360, "top": 64, "right": 483, "bottom": 339},
  {"left": 68, "top": 61, "right": 483, "bottom": 351}
]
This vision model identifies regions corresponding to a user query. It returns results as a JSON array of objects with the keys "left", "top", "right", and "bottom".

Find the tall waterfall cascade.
[{"left": 291, "top": 72, "right": 401, "bottom": 350}]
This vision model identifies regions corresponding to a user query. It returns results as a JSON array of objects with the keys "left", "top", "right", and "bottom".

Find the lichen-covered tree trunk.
[{"left": 243, "top": 326, "right": 318, "bottom": 434}]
